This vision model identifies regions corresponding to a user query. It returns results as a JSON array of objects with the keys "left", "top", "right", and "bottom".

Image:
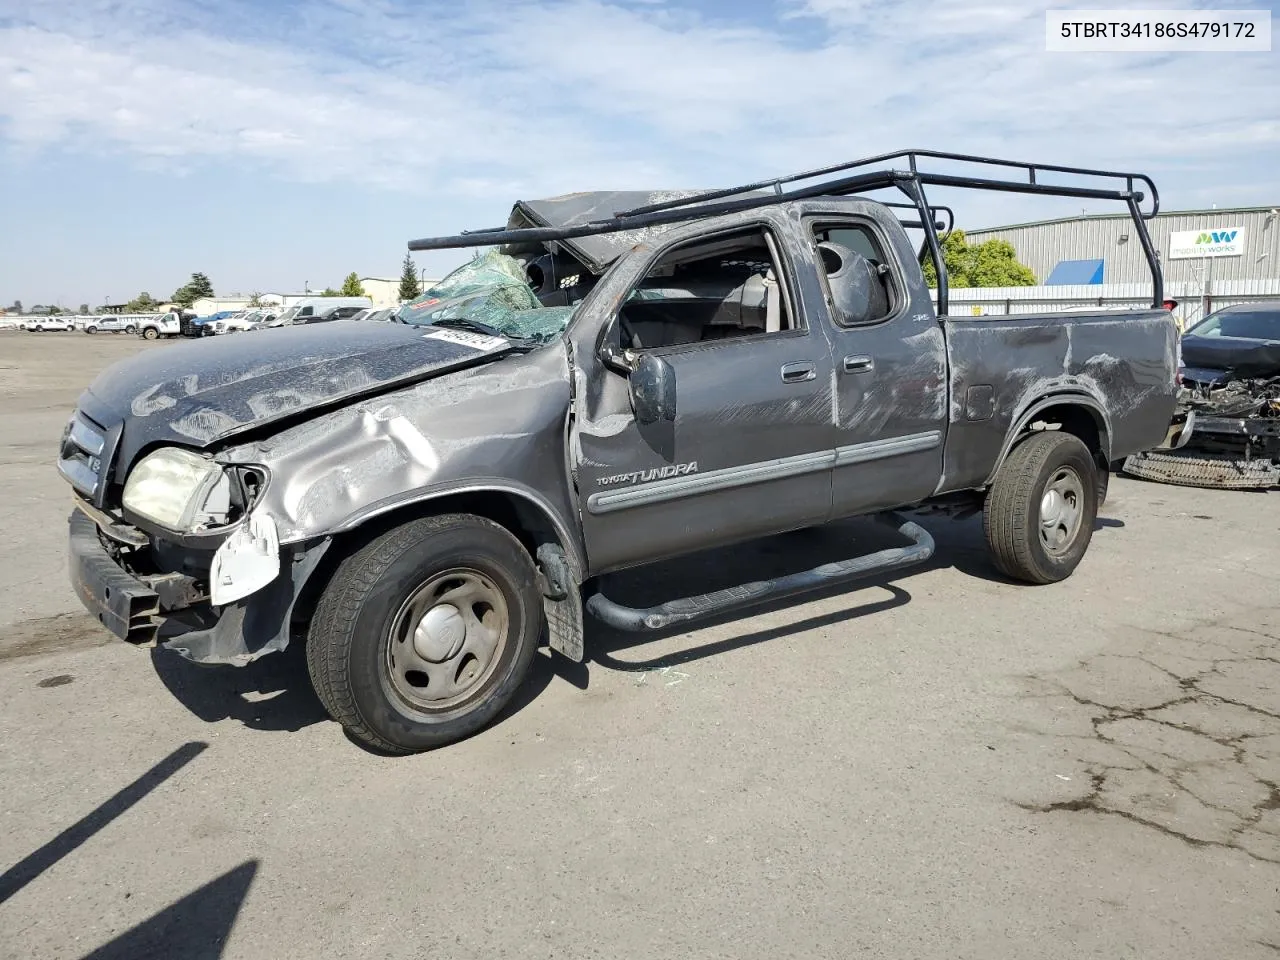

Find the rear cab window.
[{"left": 809, "top": 220, "right": 902, "bottom": 328}]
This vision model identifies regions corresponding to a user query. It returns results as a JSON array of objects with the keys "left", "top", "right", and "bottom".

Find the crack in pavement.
[{"left": 1013, "top": 607, "right": 1280, "bottom": 865}]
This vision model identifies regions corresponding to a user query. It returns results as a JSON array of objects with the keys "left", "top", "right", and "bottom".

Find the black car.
[{"left": 1126, "top": 302, "right": 1280, "bottom": 489}]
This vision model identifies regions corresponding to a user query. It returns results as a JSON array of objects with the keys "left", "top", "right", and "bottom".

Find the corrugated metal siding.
[
  {"left": 943, "top": 278, "right": 1280, "bottom": 330},
  {"left": 966, "top": 208, "right": 1280, "bottom": 286}
]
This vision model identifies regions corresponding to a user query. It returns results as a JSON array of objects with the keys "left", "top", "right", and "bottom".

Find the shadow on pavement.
[
  {"left": 79, "top": 861, "right": 259, "bottom": 960},
  {"left": 584, "top": 505, "right": 1129, "bottom": 673},
  {"left": 0, "top": 742, "right": 208, "bottom": 905},
  {"left": 142, "top": 508, "right": 1131, "bottom": 734},
  {"left": 149, "top": 637, "right": 327, "bottom": 733}
]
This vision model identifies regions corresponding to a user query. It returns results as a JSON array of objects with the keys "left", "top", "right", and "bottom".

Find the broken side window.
[{"left": 618, "top": 226, "right": 796, "bottom": 352}]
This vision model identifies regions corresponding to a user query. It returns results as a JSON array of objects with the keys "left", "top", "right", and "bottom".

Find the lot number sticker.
[{"left": 423, "top": 328, "right": 509, "bottom": 352}]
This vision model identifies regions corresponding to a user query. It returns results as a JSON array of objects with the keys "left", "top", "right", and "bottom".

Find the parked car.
[
  {"left": 180, "top": 310, "right": 232, "bottom": 338},
  {"left": 351, "top": 308, "right": 399, "bottom": 323},
  {"left": 135, "top": 312, "right": 183, "bottom": 340},
  {"left": 24, "top": 316, "right": 76, "bottom": 332},
  {"left": 1125, "top": 302, "right": 1280, "bottom": 489},
  {"left": 58, "top": 150, "right": 1178, "bottom": 754},
  {"left": 214, "top": 310, "right": 276, "bottom": 334},
  {"left": 83, "top": 316, "right": 137, "bottom": 335},
  {"left": 262, "top": 296, "right": 374, "bottom": 328}
]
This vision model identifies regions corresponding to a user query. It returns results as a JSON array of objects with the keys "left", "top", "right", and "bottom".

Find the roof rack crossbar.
[
  {"left": 408, "top": 169, "right": 905, "bottom": 253},
  {"left": 406, "top": 148, "right": 1164, "bottom": 312},
  {"left": 611, "top": 149, "right": 1159, "bottom": 221}
]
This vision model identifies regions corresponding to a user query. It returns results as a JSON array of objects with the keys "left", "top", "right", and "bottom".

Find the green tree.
[
  {"left": 320, "top": 287, "right": 340, "bottom": 297},
  {"left": 398, "top": 252, "right": 420, "bottom": 301},
  {"left": 171, "top": 272, "right": 214, "bottom": 307},
  {"left": 248, "top": 291, "right": 264, "bottom": 307},
  {"left": 340, "top": 272, "right": 366, "bottom": 297},
  {"left": 922, "top": 229, "right": 1036, "bottom": 288},
  {"left": 126, "top": 291, "right": 160, "bottom": 313},
  {"left": 11, "top": 300, "right": 23, "bottom": 314},
  {"left": 78, "top": 303, "right": 90, "bottom": 314}
]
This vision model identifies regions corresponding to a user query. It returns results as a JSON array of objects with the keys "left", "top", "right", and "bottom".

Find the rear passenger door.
[
  {"left": 570, "top": 220, "right": 836, "bottom": 575},
  {"left": 805, "top": 214, "right": 950, "bottom": 518}
]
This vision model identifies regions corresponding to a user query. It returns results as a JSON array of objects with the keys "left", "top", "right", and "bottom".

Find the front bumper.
[
  {"left": 68, "top": 508, "right": 330, "bottom": 665},
  {"left": 69, "top": 509, "right": 165, "bottom": 645}
]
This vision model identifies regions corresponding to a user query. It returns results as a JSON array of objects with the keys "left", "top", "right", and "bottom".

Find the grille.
[{"left": 58, "top": 412, "right": 108, "bottom": 497}]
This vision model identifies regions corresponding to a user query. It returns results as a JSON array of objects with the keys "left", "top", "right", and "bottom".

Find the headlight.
[{"left": 122, "top": 447, "right": 230, "bottom": 531}]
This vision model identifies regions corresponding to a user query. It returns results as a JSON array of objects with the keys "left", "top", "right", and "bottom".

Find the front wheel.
[
  {"left": 306, "top": 514, "right": 543, "bottom": 754},
  {"left": 983, "top": 431, "right": 1098, "bottom": 584},
  {"left": 142, "top": 326, "right": 159, "bottom": 340}
]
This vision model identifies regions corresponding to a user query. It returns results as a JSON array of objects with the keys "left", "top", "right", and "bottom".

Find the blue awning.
[{"left": 1046, "top": 259, "right": 1104, "bottom": 285}]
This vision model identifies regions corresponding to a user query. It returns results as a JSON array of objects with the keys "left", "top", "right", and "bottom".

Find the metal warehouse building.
[
  {"left": 960, "top": 205, "right": 1280, "bottom": 328},
  {"left": 966, "top": 205, "right": 1280, "bottom": 285}
]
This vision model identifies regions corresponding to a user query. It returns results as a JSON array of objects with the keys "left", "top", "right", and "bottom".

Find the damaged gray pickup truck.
[{"left": 60, "top": 150, "right": 1179, "bottom": 753}]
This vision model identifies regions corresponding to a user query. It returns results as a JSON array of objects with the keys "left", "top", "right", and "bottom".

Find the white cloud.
[{"left": 1, "top": 0, "right": 1277, "bottom": 229}]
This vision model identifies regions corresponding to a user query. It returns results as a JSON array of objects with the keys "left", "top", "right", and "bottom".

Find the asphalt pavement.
[{"left": 1, "top": 331, "right": 1278, "bottom": 959}]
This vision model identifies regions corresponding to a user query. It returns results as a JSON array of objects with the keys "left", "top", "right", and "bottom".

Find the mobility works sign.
[{"left": 1169, "top": 227, "right": 1245, "bottom": 260}]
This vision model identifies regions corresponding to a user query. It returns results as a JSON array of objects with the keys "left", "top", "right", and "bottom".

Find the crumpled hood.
[
  {"left": 79, "top": 322, "right": 513, "bottom": 450},
  {"left": 1181, "top": 334, "right": 1280, "bottom": 381}
]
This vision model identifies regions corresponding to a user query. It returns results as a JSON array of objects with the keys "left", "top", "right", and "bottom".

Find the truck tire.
[
  {"left": 983, "top": 431, "right": 1098, "bottom": 584},
  {"left": 142, "top": 326, "right": 159, "bottom": 340},
  {"left": 85, "top": 325, "right": 98, "bottom": 334},
  {"left": 306, "top": 514, "right": 543, "bottom": 754},
  {"left": 125, "top": 324, "right": 136, "bottom": 334}
]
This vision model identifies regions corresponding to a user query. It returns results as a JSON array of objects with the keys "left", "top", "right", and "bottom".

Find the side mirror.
[{"left": 629, "top": 352, "right": 676, "bottom": 426}]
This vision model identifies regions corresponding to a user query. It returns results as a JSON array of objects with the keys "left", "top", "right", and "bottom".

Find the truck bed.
[{"left": 938, "top": 309, "right": 1179, "bottom": 493}]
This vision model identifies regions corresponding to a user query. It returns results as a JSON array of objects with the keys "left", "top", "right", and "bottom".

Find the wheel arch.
[
  {"left": 290, "top": 483, "right": 585, "bottom": 624},
  {"left": 986, "top": 392, "right": 1112, "bottom": 487}
]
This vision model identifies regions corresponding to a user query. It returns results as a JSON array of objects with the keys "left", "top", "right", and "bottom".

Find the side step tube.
[{"left": 585, "top": 514, "right": 934, "bottom": 632}]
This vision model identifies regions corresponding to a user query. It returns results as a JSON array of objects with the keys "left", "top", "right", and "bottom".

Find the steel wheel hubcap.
[
  {"left": 1039, "top": 466, "right": 1084, "bottom": 555},
  {"left": 386, "top": 569, "right": 509, "bottom": 710}
]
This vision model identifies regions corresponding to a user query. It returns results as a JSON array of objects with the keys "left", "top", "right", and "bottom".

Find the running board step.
[{"left": 584, "top": 515, "right": 934, "bottom": 632}]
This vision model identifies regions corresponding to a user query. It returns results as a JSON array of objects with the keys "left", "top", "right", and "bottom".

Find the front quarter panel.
[{"left": 219, "top": 344, "right": 583, "bottom": 568}]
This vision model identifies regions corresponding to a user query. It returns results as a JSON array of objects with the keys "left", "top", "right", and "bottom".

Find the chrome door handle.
[
  {"left": 843, "top": 355, "right": 874, "bottom": 373},
  {"left": 780, "top": 361, "right": 817, "bottom": 383}
]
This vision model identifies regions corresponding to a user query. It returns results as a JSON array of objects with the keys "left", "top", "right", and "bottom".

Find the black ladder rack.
[{"left": 407, "top": 148, "right": 1163, "bottom": 314}]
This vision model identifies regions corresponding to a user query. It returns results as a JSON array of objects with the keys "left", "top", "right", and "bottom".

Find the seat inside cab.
[{"left": 619, "top": 228, "right": 790, "bottom": 350}]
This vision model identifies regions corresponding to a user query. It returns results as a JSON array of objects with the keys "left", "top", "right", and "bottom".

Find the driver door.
[{"left": 569, "top": 219, "right": 835, "bottom": 576}]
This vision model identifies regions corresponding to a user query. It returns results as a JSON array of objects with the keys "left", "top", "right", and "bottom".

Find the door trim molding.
[
  {"left": 834, "top": 430, "right": 942, "bottom": 467},
  {"left": 585, "top": 430, "right": 942, "bottom": 515},
  {"left": 586, "top": 449, "right": 834, "bottom": 515}
]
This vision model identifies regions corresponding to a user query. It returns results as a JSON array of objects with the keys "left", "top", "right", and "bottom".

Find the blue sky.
[{"left": 1, "top": 0, "right": 1277, "bottom": 308}]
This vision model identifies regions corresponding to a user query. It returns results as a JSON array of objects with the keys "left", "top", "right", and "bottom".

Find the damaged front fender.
[
  {"left": 161, "top": 538, "right": 331, "bottom": 666},
  {"left": 209, "top": 511, "right": 281, "bottom": 606}
]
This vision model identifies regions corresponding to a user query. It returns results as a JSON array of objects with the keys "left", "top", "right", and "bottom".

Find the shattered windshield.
[{"left": 397, "top": 251, "right": 577, "bottom": 344}]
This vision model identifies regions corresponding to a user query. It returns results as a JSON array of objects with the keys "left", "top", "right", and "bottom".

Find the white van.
[{"left": 268, "top": 297, "right": 373, "bottom": 327}]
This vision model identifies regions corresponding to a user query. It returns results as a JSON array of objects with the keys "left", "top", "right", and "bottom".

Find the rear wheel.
[
  {"left": 984, "top": 431, "right": 1098, "bottom": 584},
  {"left": 85, "top": 325, "right": 98, "bottom": 334},
  {"left": 306, "top": 514, "right": 543, "bottom": 754},
  {"left": 125, "top": 324, "right": 136, "bottom": 334}
]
